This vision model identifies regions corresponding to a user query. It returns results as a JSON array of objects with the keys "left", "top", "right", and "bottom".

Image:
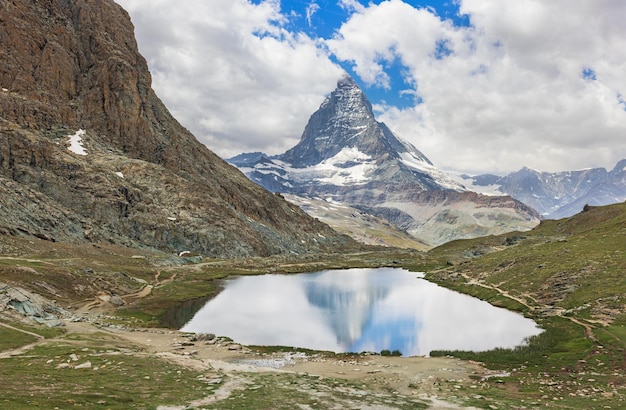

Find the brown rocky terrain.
[{"left": 0, "top": 0, "right": 360, "bottom": 257}]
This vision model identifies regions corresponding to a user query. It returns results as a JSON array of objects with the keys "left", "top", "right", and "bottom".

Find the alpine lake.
[{"left": 180, "top": 268, "right": 542, "bottom": 356}]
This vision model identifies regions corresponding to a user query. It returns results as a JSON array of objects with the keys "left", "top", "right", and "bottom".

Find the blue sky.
[
  {"left": 278, "top": 0, "right": 470, "bottom": 109},
  {"left": 117, "top": 0, "right": 626, "bottom": 174},
  {"left": 278, "top": 0, "right": 470, "bottom": 36}
]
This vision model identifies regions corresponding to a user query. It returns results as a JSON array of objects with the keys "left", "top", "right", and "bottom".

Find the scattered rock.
[
  {"left": 109, "top": 296, "right": 125, "bottom": 306},
  {"left": 75, "top": 361, "right": 92, "bottom": 369},
  {"left": 193, "top": 333, "right": 216, "bottom": 342},
  {"left": 131, "top": 277, "right": 148, "bottom": 285},
  {"left": 98, "top": 294, "right": 111, "bottom": 303}
]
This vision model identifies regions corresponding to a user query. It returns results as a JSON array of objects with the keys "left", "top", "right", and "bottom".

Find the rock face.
[
  {"left": 0, "top": 0, "right": 358, "bottom": 257},
  {"left": 463, "top": 159, "right": 626, "bottom": 218},
  {"left": 0, "top": 282, "right": 67, "bottom": 327},
  {"left": 230, "top": 76, "right": 540, "bottom": 247}
]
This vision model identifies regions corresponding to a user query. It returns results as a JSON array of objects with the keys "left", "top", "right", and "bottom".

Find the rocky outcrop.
[
  {"left": 0, "top": 0, "right": 359, "bottom": 257},
  {"left": 0, "top": 282, "right": 67, "bottom": 327}
]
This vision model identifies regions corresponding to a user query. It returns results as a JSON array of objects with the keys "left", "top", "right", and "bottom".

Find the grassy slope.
[
  {"left": 0, "top": 203, "right": 624, "bottom": 408},
  {"left": 409, "top": 202, "right": 626, "bottom": 408}
]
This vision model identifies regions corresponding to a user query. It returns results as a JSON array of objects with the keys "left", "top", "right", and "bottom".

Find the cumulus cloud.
[
  {"left": 327, "top": 0, "right": 626, "bottom": 173},
  {"left": 117, "top": 0, "right": 626, "bottom": 174},
  {"left": 116, "top": 0, "right": 343, "bottom": 157}
]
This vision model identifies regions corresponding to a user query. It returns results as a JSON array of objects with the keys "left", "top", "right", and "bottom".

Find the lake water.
[{"left": 181, "top": 268, "right": 542, "bottom": 356}]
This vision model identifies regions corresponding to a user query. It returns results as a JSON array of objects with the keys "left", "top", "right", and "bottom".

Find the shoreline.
[{"left": 89, "top": 319, "right": 493, "bottom": 402}]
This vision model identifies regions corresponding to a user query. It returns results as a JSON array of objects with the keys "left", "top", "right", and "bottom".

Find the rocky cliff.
[{"left": 0, "top": 0, "right": 358, "bottom": 257}]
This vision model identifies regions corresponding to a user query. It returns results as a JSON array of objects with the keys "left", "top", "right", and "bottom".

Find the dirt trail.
[
  {"left": 458, "top": 272, "right": 599, "bottom": 341},
  {"left": 154, "top": 271, "right": 178, "bottom": 287},
  {"left": 78, "top": 270, "right": 177, "bottom": 312},
  {"left": 0, "top": 321, "right": 45, "bottom": 340},
  {"left": 0, "top": 257, "right": 54, "bottom": 265},
  {"left": 0, "top": 321, "right": 47, "bottom": 359},
  {"left": 460, "top": 272, "right": 535, "bottom": 311}
]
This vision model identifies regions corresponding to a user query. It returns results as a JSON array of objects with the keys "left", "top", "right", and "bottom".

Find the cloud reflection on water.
[{"left": 181, "top": 268, "right": 542, "bottom": 356}]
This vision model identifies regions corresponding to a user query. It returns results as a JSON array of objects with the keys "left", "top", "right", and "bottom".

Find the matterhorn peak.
[
  {"left": 337, "top": 73, "right": 357, "bottom": 87},
  {"left": 229, "top": 74, "right": 540, "bottom": 248},
  {"left": 281, "top": 74, "right": 393, "bottom": 166},
  {"left": 319, "top": 74, "right": 375, "bottom": 123}
]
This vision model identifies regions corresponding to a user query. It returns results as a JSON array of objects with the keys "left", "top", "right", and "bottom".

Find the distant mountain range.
[
  {"left": 229, "top": 76, "right": 540, "bottom": 248},
  {"left": 458, "top": 159, "right": 626, "bottom": 219}
]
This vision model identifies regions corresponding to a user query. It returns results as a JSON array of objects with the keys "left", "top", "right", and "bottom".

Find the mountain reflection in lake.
[{"left": 181, "top": 268, "right": 542, "bottom": 356}]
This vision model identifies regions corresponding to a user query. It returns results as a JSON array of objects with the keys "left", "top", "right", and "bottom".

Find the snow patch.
[
  {"left": 447, "top": 172, "right": 503, "bottom": 196},
  {"left": 399, "top": 151, "right": 430, "bottom": 171},
  {"left": 67, "top": 129, "right": 87, "bottom": 156},
  {"left": 268, "top": 147, "right": 376, "bottom": 187},
  {"left": 305, "top": 147, "right": 374, "bottom": 185},
  {"left": 324, "top": 146, "right": 372, "bottom": 165},
  {"left": 400, "top": 152, "right": 464, "bottom": 191}
]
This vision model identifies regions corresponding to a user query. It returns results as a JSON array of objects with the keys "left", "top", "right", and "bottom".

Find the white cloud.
[
  {"left": 116, "top": 0, "right": 343, "bottom": 158},
  {"left": 116, "top": 0, "right": 626, "bottom": 174},
  {"left": 338, "top": 0, "right": 366, "bottom": 14},
  {"left": 306, "top": 2, "right": 320, "bottom": 27},
  {"left": 327, "top": 0, "right": 626, "bottom": 173}
]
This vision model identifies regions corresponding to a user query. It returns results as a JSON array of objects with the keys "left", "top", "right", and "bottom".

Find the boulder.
[{"left": 0, "top": 282, "right": 67, "bottom": 326}]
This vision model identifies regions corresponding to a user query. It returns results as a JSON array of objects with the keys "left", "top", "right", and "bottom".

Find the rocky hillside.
[
  {"left": 0, "top": 0, "right": 359, "bottom": 258},
  {"left": 230, "top": 76, "right": 540, "bottom": 247}
]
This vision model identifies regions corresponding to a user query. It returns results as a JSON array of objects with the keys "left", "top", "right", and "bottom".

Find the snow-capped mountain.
[
  {"left": 229, "top": 76, "right": 539, "bottom": 248},
  {"left": 460, "top": 159, "right": 626, "bottom": 219},
  {"left": 233, "top": 76, "right": 461, "bottom": 192}
]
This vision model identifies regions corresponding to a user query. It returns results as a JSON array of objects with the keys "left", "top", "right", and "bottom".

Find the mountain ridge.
[
  {"left": 0, "top": 0, "right": 360, "bottom": 258},
  {"left": 461, "top": 159, "right": 626, "bottom": 218}
]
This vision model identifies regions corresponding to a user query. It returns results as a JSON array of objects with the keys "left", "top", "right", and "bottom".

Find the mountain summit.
[
  {"left": 278, "top": 75, "right": 459, "bottom": 190},
  {"left": 281, "top": 75, "right": 386, "bottom": 166},
  {"left": 230, "top": 76, "right": 539, "bottom": 247},
  {"left": 281, "top": 75, "right": 430, "bottom": 166}
]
